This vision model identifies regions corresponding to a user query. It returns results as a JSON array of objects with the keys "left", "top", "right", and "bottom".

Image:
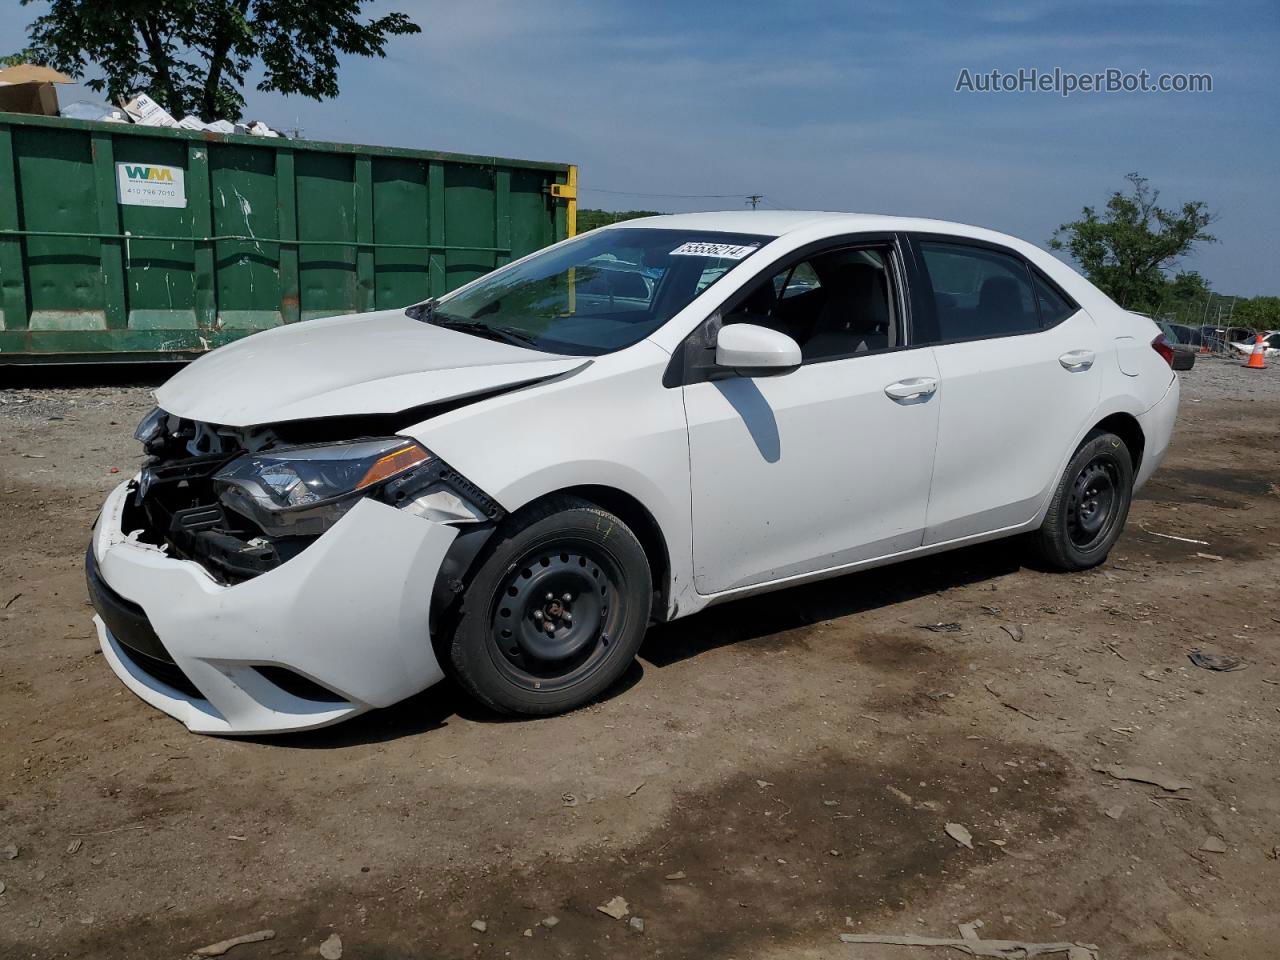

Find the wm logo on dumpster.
[
  {"left": 116, "top": 161, "right": 187, "bottom": 208},
  {"left": 122, "top": 165, "right": 175, "bottom": 182}
]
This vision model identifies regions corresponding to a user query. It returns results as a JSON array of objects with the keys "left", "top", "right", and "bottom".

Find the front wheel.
[
  {"left": 446, "top": 496, "right": 652, "bottom": 716},
  {"left": 1032, "top": 430, "right": 1135, "bottom": 571}
]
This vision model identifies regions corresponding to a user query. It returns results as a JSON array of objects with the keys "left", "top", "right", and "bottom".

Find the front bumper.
[{"left": 89, "top": 477, "right": 457, "bottom": 735}]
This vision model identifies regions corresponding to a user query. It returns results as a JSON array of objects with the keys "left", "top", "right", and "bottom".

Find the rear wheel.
[
  {"left": 446, "top": 496, "right": 651, "bottom": 715},
  {"left": 1032, "top": 430, "right": 1134, "bottom": 571}
]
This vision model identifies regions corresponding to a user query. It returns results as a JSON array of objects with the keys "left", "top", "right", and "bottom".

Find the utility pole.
[{"left": 746, "top": 194, "right": 763, "bottom": 210}]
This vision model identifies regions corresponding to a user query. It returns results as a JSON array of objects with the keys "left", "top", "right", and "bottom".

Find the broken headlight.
[
  {"left": 213, "top": 438, "right": 434, "bottom": 536},
  {"left": 134, "top": 406, "right": 171, "bottom": 446}
]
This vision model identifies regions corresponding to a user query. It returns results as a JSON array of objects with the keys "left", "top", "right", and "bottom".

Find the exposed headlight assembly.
[
  {"left": 134, "top": 406, "right": 171, "bottom": 447},
  {"left": 214, "top": 438, "right": 434, "bottom": 536}
]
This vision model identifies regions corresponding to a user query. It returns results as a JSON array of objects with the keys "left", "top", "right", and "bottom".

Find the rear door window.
[{"left": 918, "top": 241, "right": 1040, "bottom": 342}]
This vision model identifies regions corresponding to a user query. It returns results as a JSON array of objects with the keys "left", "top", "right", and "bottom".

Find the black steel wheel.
[
  {"left": 1032, "top": 430, "right": 1134, "bottom": 571},
  {"left": 489, "top": 543, "right": 623, "bottom": 692},
  {"left": 1064, "top": 457, "right": 1121, "bottom": 551},
  {"left": 446, "top": 496, "right": 652, "bottom": 715}
]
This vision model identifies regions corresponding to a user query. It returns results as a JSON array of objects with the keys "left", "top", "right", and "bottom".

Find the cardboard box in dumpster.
[
  {"left": 0, "top": 64, "right": 72, "bottom": 116},
  {"left": 123, "top": 93, "right": 178, "bottom": 127}
]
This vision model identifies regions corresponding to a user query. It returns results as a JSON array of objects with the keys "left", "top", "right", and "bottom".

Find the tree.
[
  {"left": 576, "top": 209, "right": 664, "bottom": 233},
  {"left": 1153, "top": 270, "right": 1212, "bottom": 325},
  {"left": 1233, "top": 296, "right": 1280, "bottom": 330},
  {"left": 1050, "top": 173, "right": 1216, "bottom": 312},
  {"left": 16, "top": 0, "right": 420, "bottom": 122},
  {"left": 0, "top": 49, "right": 41, "bottom": 68},
  {"left": 1165, "top": 270, "right": 1210, "bottom": 305}
]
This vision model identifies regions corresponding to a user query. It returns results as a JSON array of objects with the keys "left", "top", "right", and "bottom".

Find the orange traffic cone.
[{"left": 1245, "top": 334, "right": 1267, "bottom": 369}]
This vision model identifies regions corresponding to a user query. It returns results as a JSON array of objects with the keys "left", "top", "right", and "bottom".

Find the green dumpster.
[{"left": 0, "top": 113, "right": 577, "bottom": 365}]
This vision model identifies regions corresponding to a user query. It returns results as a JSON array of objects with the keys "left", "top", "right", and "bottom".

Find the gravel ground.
[
  {"left": 1178, "top": 353, "right": 1280, "bottom": 403},
  {"left": 1, "top": 353, "right": 1278, "bottom": 960}
]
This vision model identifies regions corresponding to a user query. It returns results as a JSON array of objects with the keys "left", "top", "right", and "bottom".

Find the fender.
[
  {"left": 404, "top": 341, "right": 697, "bottom": 621},
  {"left": 1031, "top": 388, "right": 1162, "bottom": 528}
]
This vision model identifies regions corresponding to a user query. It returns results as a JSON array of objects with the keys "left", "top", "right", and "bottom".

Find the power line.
[
  {"left": 577, "top": 186, "right": 800, "bottom": 211},
  {"left": 578, "top": 186, "right": 759, "bottom": 200}
]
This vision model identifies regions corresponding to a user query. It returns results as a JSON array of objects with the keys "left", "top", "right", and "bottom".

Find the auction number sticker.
[{"left": 669, "top": 241, "right": 759, "bottom": 259}]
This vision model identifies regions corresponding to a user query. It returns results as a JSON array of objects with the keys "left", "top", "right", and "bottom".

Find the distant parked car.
[
  {"left": 1227, "top": 330, "right": 1280, "bottom": 358},
  {"left": 1155, "top": 320, "right": 1197, "bottom": 370},
  {"left": 1197, "top": 326, "right": 1231, "bottom": 352}
]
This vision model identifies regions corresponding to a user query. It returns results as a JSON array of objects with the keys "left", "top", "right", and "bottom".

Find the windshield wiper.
[{"left": 428, "top": 313, "right": 541, "bottom": 349}]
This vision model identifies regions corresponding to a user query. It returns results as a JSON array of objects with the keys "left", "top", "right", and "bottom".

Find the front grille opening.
[{"left": 253, "top": 666, "right": 347, "bottom": 703}]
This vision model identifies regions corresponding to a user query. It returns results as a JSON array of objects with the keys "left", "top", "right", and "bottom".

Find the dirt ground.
[{"left": 2, "top": 355, "right": 1278, "bottom": 960}]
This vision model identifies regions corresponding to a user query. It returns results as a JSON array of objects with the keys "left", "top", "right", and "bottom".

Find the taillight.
[{"left": 1152, "top": 334, "right": 1175, "bottom": 368}]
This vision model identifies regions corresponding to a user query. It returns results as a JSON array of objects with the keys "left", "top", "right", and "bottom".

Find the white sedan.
[
  {"left": 87, "top": 212, "right": 1180, "bottom": 734},
  {"left": 1228, "top": 330, "right": 1280, "bottom": 358}
]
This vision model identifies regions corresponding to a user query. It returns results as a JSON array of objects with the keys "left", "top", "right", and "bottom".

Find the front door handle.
[
  {"left": 1059, "top": 349, "right": 1095, "bottom": 371},
  {"left": 884, "top": 377, "right": 938, "bottom": 402}
]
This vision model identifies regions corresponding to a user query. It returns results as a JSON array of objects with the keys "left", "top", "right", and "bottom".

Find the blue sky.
[{"left": 11, "top": 0, "right": 1279, "bottom": 294}]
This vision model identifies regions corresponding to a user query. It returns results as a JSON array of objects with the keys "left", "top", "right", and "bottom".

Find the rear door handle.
[
  {"left": 884, "top": 377, "right": 938, "bottom": 402},
  {"left": 1059, "top": 349, "right": 1095, "bottom": 371}
]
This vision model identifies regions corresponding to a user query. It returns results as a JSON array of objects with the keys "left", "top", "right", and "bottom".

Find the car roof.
[{"left": 606, "top": 210, "right": 1031, "bottom": 246}]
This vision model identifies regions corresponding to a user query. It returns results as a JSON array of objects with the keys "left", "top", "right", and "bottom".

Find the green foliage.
[
  {"left": 1165, "top": 270, "right": 1210, "bottom": 304},
  {"left": 1233, "top": 296, "right": 1280, "bottom": 330},
  {"left": 1050, "top": 173, "right": 1216, "bottom": 312},
  {"left": 0, "top": 49, "right": 41, "bottom": 67},
  {"left": 17, "top": 0, "right": 420, "bottom": 121},
  {"left": 577, "top": 209, "right": 663, "bottom": 233}
]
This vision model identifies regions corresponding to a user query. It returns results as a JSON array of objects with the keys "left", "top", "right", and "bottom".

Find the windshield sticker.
[{"left": 669, "top": 241, "right": 759, "bottom": 260}]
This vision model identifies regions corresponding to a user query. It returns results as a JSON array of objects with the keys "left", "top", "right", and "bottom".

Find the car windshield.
[{"left": 430, "top": 228, "right": 770, "bottom": 355}]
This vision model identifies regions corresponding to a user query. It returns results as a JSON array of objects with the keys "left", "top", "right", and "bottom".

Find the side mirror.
[{"left": 715, "top": 323, "right": 802, "bottom": 377}]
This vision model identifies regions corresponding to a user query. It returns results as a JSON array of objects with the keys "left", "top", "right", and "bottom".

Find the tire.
[
  {"left": 445, "top": 495, "right": 652, "bottom": 716},
  {"left": 1031, "top": 430, "right": 1135, "bottom": 572}
]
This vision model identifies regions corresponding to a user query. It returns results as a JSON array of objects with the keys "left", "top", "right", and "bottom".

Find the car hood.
[{"left": 155, "top": 309, "right": 588, "bottom": 427}]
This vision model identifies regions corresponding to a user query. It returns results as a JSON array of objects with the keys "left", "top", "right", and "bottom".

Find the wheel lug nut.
[
  {"left": 533, "top": 610, "right": 544, "bottom": 621},
  {"left": 543, "top": 621, "right": 555, "bottom": 634},
  {"left": 562, "top": 613, "right": 572, "bottom": 623},
  {"left": 562, "top": 592, "right": 572, "bottom": 602},
  {"left": 545, "top": 592, "right": 554, "bottom": 601}
]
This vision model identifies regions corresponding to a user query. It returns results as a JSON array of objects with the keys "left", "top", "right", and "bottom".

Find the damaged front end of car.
[
  {"left": 86, "top": 403, "right": 508, "bottom": 734},
  {"left": 127, "top": 406, "right": 503, "bottom": 586}
]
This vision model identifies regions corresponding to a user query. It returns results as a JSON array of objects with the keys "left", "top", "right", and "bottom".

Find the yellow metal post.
[
  {"left": 568, "top": 164, "right": 576, "bottom": 312},
  {"left": 550, "top": 166, "right": 580, "bottom": 311},
  {"left": 567, "top": 164, "right": 578, "bottom": 237}
]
